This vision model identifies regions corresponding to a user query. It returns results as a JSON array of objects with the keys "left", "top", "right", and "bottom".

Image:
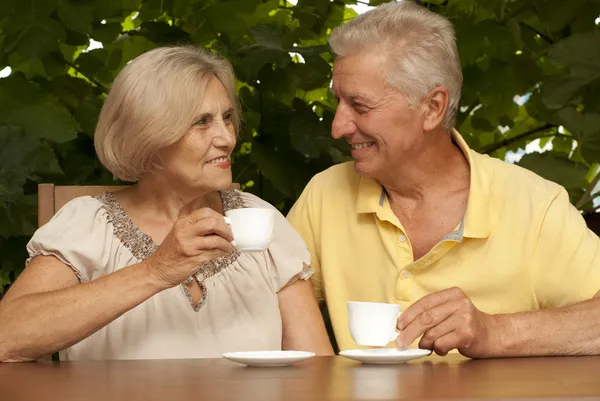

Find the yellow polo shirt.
[{"left": 287, "top": 131, "right": 600, "bottom": 351}]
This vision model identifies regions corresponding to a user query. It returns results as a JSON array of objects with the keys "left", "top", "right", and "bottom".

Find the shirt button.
[
  {"left": 399, "top": 235, "right": 407, "bottom": 242},
  {"left": 402, "top": 270, "right": 411, "bottom": 278}
]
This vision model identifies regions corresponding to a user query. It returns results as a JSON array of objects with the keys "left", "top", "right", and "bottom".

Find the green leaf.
[
  {"left": 552, "top": 135, "right": 576, "bottom": 155},
  {"left": 518, "top": 152, "right": 589, "bottom": 190},
  {"left": 92, "top": 23, "right": 123, "bottom": 44},
  {"left": 74, "top": 95, "right": 103, "bottom": 136},
  {"left": 557, "top": 108, "right": 600, "bottom": 164},
  {"left": 0, "top": 236, "right": 30, "bottom": 294},
  {"left": 137, "top": 21, "right": 190, "bottom": 44},
  {"left": 65, "top": 29, "right": 91, "bottom": 46},
  {"left": 57, "top": 0, "right": 94, "bottom": 34},
  {"left": 250, "top": 142, "right": 294, "bottom": 197},
  {"left": 6, "top": 18, "right": 66, "bottom": 59},
  {"left": 543, "top": 31, "right": 600, "bottom": 109},
  {"left": 251, "top": 25, "right": 285, "bottom": 49},
  {"left": 290, "top": 98, "right": 330, "bottom": 158},
  {"left": 7, "top": 53, "right": 47, "bottom": 80},
  {"left": 367, "top": 0, "right": 390, "bottom": 6},
  {"left": 110, "top": 35, "right": 156, "bottom": 72},
  {"left": 0, "top": 75, "right": 80, "bottom": 142},
  {"left": 290, "top": 55, "right": 331, "bottom": 91},
  {"left": 0, "top": 126, "right": 62, "bottom": 236}
]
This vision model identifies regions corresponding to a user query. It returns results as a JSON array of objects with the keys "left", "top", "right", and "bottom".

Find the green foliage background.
[{"left": 1, "top": 0, "right": 600, "bottom": 294}]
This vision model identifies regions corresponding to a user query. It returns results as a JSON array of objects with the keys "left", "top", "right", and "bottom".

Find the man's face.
[{"left": 331, "top": 51, "right": 427, "bottom": 180}]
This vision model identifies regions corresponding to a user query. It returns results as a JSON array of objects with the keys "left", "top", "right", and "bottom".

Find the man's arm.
[
  {"left": 495, "top": 290, "right": 600, "bottom": 357},
  {"left": 398, "top": 188, "right": 600, "bottom": 358},
  {"left": 396, "top": 287, "right": 600, "bottom": 358}
]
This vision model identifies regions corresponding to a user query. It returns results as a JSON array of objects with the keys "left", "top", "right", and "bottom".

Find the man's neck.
[{"left": 379, "top": 129, "right": 470, "bottom": 206}]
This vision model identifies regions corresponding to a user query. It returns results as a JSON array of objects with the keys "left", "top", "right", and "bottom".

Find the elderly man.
[{"left": 287, "top": 1, "right": 600, "bottom": 358}]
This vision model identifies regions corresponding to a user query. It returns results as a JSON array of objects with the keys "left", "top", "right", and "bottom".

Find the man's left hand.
[{"left": 396, "top": 287, "right": 501, "bottom": 358}]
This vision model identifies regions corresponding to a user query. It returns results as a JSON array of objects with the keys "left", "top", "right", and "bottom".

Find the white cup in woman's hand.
[{"left": 224, "top": 208, "right": 275, "bottom": 252}]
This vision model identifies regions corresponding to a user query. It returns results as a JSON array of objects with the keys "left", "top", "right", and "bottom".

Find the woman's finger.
[
  {"left": 193, "top": 234, "right": 234, "bottom": 254},
  {"left": 190, "top": 215, "right": 234, "bottom": 242}
]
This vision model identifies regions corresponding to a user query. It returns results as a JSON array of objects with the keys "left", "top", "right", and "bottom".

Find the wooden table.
[{"left": 2, "top": 354, "right": 600, "bottom": 400}]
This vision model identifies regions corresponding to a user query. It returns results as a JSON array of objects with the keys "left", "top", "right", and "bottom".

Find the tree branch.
[
  {"left": 63, "top": 59, "right": 108, "bottom": 94},
  {"left": 582, "top": 203, "right": 600, "bottom": 217},
  {"left": 576, "top": 169, "right": 600, "bottom": 209},
  {"left": 529, "top": 0, "right": 556, "bottom": 43},
  {"left": 479, "top": 123, "right": 557, "bottom": 154},
  {"left": 520, "top": 22, "right": 554, "bottom": 45},
  {"left": 287, "top": 45, "right": 331, "bottom": 55}
]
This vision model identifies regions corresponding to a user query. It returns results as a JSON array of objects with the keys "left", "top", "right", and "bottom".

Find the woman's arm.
[
  {"left": 279, "top": 279, "right": 334, "bottom": 355},
  {"left": 0, "top": 255, "right": 167, "bottom": 362},
  {"left": 0, "top": 207, "right": 233, "bottom": 363}
]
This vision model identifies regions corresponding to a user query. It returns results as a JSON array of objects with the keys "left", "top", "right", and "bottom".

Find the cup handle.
[{"left": 223, "top": 216, "right": 237, "bottom": 247}]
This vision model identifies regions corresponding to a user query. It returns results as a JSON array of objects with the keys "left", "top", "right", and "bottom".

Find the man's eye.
[{"left": 353, "top": 104, "right": 369, "bottom": 114}]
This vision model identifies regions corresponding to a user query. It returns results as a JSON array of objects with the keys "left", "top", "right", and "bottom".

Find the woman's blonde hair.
[
  {"left": 94, "top": 46, "right": 241, "bottom": 182},
  {"left": 329, "top": 1, "right": 462, "bottom": 130}
]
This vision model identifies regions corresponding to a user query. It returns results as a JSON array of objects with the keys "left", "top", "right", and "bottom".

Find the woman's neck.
[{"left": 114, "top": 174, "right": 223, "bottom": 225}]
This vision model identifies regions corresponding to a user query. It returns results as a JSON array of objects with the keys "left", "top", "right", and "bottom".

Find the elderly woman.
[
  {"left": 0, "top": 46, "right": 333, "bottom": 362},
  {"left": 287, "top": 1, "right": 600, "bottom": 357}
]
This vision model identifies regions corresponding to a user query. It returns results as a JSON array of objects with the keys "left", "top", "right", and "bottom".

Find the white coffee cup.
[
  {"left": 224, "top": 208, "right": 275, "bottom": 252},
  {"left": 348, "top": 301, "right": 401, "bottom": 347}
]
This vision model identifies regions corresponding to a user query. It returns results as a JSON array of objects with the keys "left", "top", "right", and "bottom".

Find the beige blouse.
[{"left": 26, "top": 189, "right": 313, "bottom": 361}]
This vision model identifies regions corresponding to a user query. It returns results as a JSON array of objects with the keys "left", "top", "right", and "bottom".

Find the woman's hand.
[{"left": 143, "top": 207, "right": 234, "bottom": 288}]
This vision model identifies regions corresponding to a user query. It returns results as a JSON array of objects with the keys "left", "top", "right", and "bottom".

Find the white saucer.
[
  {"left": 221, "top": 351, "right": 315, "bottom": 367},
  {"left": 339, "top": 348, "right": 432, "bottom": 365}
]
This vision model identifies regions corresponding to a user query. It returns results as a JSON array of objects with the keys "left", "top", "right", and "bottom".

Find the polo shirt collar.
[
  {"left": 453, "top": 129, "right": 492, "bottom": 239},
  {"left": 355, "top": 129, "right": 491, "bottom": 239}
]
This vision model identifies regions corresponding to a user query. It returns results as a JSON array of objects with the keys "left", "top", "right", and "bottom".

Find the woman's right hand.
[{"left": 143, "top": 207, "right": 234, "bottom": 288}]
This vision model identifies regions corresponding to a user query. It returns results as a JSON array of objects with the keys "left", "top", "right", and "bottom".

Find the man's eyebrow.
[
  {"left": 349, "top": 92, "right": 372, "bottom": 101},
  {"left": 329, "top": 88, "right": 372, "bottom": 102}
]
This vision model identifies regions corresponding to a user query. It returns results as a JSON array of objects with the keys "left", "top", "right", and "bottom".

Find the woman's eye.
[
  {"left": 223, "top": 112, "right": 233, "bottom": 122},
  {"left": 194, "top": 118, "right": 208, "bottom": 126}
]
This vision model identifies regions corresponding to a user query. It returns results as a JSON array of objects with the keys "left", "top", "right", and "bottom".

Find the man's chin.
[{"left": 352, "top": 160, "right": 379, "bottom": 179}]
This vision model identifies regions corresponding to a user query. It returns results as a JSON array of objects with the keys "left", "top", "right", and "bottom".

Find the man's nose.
[{"left": 331, "top": 103, "right": 356, "bottom": 139}]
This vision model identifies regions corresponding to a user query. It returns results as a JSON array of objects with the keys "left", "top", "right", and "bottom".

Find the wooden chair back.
[{"left": 37, "top": 183, "right": 240, "bottom": 227}]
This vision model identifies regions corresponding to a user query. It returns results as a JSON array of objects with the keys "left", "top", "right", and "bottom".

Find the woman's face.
[{"left": 158, "top": 76, "right": 237, "bottom": 193}]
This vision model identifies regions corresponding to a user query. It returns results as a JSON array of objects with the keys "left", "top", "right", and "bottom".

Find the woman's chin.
[{"left": 206, "top": 174, "right": 234, "bottom": 191}]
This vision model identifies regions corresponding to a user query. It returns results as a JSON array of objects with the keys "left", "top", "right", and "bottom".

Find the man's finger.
[
  {"left": 432, "top": 331, "right": 461, "bottom": 356},
  {"left": 397, "top": 299, "right": 463, "bottom": 348},
  {"left": 398, "top": 287, "right": 465, "bottom": 331},
  {"left": 418, "top": 312, "right": 463, "bottom": 350}
]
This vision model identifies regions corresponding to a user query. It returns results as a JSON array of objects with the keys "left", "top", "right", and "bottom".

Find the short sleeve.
[
  {"left": 239, "top": 192, "right": 313, "bottom": 292},
  {"left": 26, "top": 196, "right": 112, "bottom": 283},
  {"left": 531, "top": 188, "right": 600, "bottom": 308},
  {"left": 286, "top": 179, "right": 324, "bottom": 302}
]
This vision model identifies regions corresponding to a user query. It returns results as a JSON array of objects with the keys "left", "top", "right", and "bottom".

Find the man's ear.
[{"left": 422, "top": 86, "right": 449, "bottom": 132}]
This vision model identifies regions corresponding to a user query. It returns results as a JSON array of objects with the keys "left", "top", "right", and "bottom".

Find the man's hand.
[{"left": 396, "top": 287, "right": 501, "bottom": 358}]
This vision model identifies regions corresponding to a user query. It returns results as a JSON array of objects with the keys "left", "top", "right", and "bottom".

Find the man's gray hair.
[{"left": 329, "top": 1, "right": 462, "bottom": 130}]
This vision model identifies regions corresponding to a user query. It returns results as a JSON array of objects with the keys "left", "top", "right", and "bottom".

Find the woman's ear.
[{"left": 422, "top": 86, "right": 449, "bottom": 132}]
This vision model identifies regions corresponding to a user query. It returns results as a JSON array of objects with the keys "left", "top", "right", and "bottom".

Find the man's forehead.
[{"left": 332, "top": 59, "right": 387, "bottom": 98}]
